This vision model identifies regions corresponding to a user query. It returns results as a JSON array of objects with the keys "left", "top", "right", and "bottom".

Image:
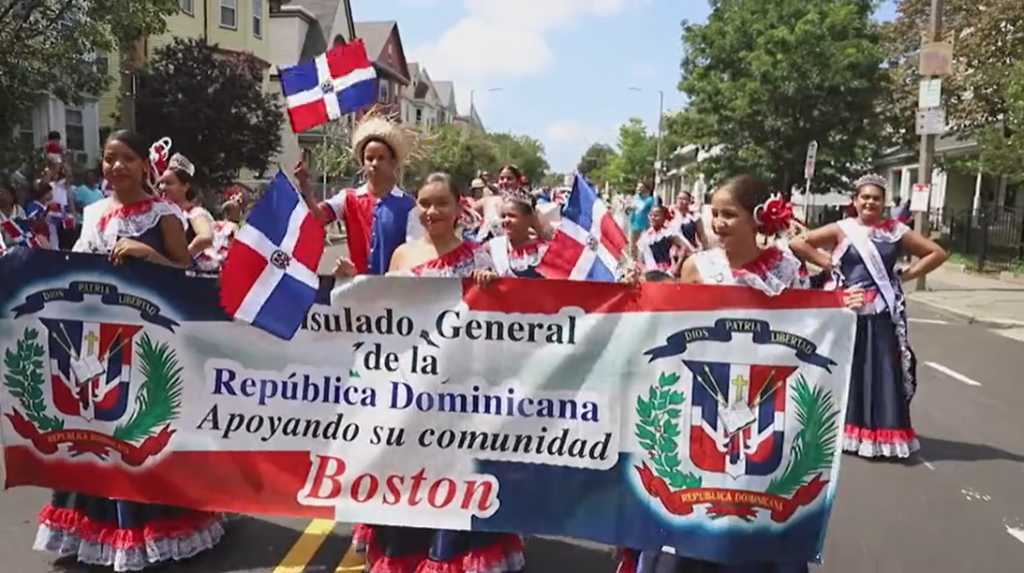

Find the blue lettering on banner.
[
  {"left": 11, "top": 280, "right": 179, "bottom": 331},
  {"left": 210, "top": 363, "right": 376, "bottom": 407},
  {"left": 644, "top": 317, "right": 837, "bottom": 371},
  {"left": 387, "top": 381, "right": 600, "bottom": 422}
]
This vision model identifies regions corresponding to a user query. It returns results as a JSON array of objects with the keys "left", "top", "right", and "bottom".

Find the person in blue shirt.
[
  {"left": 629, "top": 179, "right": 656, "bottom": 255},
  {"left": 74, "top": 170, "right": 105, "bottom": 225}
]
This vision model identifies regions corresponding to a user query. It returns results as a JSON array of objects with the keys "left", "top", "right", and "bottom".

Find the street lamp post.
[
  {"left": 469, "top": 87, "right": 503, "bottom": 123},
  {"left": 629, "top": 87, "right": 665, "bottom": 194}
]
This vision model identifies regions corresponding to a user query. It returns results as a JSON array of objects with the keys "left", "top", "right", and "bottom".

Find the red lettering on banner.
[
  {"left": 4, "top": 410, "right": 173, "bottom": 467},
  {"left": 306, "top": 454, "right": 347, "bottom": 499},
  {"left": 428, "top": 478, "right": 457, "bottom": 508},
  {"left": 298, "top": 454, "right": 500, "bottom": 517},
  {"left": 352, "top": 474, "right": 378, "bottom": 502},
  {"left": 635, "top": 463, "right": 828, "bottom": 522},
  {"left": 461, "top": 480, "right": 495, "bottom": 512}
]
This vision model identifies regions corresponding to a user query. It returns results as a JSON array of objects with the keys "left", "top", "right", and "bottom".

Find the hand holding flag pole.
[{"left": 219, "top": 171, "right": 326, "bottom": 340}]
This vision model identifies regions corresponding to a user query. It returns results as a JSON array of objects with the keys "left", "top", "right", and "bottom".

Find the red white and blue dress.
[
  {"left": 36, "top": 197, "right": 224, "bottom": 571},
  {"left": 638, "top": 224, "right": 688, "bottom": 273},
  {"left": 355, "top": 240, "right": 525, "bottom": 573},
  {"left": 617, "top": 245, "right": 810, "bottom": 573},
  {"left": 485, "top": 235, "right": 548, "bottom": 278},
  {"left": 831, "top": 218, "right": 918, "bottom": 458},
  {"left": 318, "top": 184, "right": 421, "bottom": 275}
]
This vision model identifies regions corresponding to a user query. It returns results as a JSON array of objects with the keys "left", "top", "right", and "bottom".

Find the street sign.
[
  {"left": 918, "top": 79, "right": 942, "bottom": 108},
  {"left": 919, "top": 41, "right": 953, "bottom": 77},
  {"left": 804, "top": 141, "right": 818, "bottom": 180},
  {"left": 915, "top": 107, "right": 946, "bottom": 135},
  {"left": 910, "top": 183, "right": 931, "bottom": 212}
]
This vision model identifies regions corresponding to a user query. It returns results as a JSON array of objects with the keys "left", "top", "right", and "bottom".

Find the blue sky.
[{"left": 351, "top": 0, "right": 899, "bottom": 172}]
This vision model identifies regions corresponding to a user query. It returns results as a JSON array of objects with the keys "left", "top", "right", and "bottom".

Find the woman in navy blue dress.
[
  {"left": 37, "top": 131, "right": 225, "bottom": 571},
  {"left": 669, "top": 191, "right": 708, "bottom": 251},
  {"left": 790, "top": 174, "right": 947, "bottom": 458}
]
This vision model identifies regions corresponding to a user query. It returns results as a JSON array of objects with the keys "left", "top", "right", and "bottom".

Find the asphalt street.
[{"left": 1, "top": 254, "right": 1023, "bottom": 571}]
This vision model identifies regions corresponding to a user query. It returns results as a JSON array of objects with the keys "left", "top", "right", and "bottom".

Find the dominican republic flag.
[
  {"left": 278, "top": 40, "right": 378, "bottom": 134},
  {"left": 0, "top": 219, "right": 42, "bottom": 249},
  {"left": 535, "top": 173, "right": 627, "bottom": 281},
  {"left": 219, "top": 171, "right": 325, "bottom": 340},
  {"left": 47, "top": 204, "right": 74, "bottom": 229}
]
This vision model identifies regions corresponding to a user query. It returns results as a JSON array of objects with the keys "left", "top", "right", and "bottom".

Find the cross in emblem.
[
  {"left": 83, "top": 332, "right": 99, "bottom": 357},
  {"left": 320, "top": 80, "right": 335, "bottom": 95},
  {"left": 731, "top": 374, "right": 748, "bottom": 405}
]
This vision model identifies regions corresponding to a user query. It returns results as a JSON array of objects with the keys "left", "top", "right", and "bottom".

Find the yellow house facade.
[{"left": 98, "top": 0, "right": 272, "bottom": 128}]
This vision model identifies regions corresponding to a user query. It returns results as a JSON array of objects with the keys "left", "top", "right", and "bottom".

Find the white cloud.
[
  {"left": 410, "top": 0, "right": 643, "bottom": 114},
  {"left": 543, "top": 120, "right": 609, "bottom": 145},
  {"left": 463, "top": 0, "right": 628, "bottom": 32},
  {"left": 543, "top": 120, "right": 620, "bottom": 171}
]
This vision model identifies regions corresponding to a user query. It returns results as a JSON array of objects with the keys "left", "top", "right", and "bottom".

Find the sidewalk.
[{"left": 907, "top": 267, "right": 1024, "bottom": 328}]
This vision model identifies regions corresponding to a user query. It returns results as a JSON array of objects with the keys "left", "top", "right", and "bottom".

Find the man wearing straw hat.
[{"left": 297, "top": 108, "right": 424, "bottom": 276}]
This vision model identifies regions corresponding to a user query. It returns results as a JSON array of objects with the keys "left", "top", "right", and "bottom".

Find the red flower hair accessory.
[
  {"left": 755, "top": 193, "right": 795, "bottom": 236},
  {"left": 147, "top": 137, "right": 173, "bottom": 189}
]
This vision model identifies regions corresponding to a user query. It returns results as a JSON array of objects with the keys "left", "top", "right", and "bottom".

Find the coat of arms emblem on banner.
[
  {"left": 634, "top": 318, "right": 840, "bottom": 523},
  {"left": 2, "top": 281, "right": 182, "bottom": 467}
]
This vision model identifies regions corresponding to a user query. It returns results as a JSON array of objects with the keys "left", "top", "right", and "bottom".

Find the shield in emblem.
[
  {"left": 682, "top": 360, "right": 796, "bottom": 478},
  {"left": 40, "top": 319, "right": 143, "bottom": 422},
  {"left": 270, "top": 249, "right": 291, "bottom": 270}
]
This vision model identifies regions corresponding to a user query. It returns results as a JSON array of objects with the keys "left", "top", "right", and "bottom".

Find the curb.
[{"left": 906, "top": 294, "right": 1024, "bottom": 329}]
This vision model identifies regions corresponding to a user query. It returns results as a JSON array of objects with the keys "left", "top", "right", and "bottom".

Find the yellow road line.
[
  {"left": 334, "top": 540, "right": 367, "bottom": 573},
  {"left": 271, "top": 519, "right": 337, "bottom": 573}
]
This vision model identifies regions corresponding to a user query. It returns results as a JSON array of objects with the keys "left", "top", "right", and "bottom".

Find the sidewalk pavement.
[{"left": 907, "top": 267, "right": 1024, "bottom": 328}]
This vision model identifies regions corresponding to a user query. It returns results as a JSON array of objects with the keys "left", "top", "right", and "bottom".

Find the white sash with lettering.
[
  {"left": 488, "top": 235, "right": 511, "bottom": 276},
  {"left": 836, "top": 219, "right": 898, "bottom": 317}
]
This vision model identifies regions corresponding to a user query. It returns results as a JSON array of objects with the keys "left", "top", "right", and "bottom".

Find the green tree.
[
  {"left": 0, "top": 0, "right": 179, "bottom": 168},
  {"left": 404, "top": 126, "right": 550, "bottom": 190},
  {"left": 313, "top": 122, "right": 358, "bottom": 184},
  {"left": 884, "top": 0, "right": 1024, "bottom": 179},
  {"left": 607, "top": 118, "right": 656, "bottom": 188},
  {"left": 577, "top": 143, "right": 618, "bottom": 185},
  {"left": 676, "top": 0, "right": 888, "bottom": 192},
  {"left": 405, "top": 124, "right": 498, "bottom": 190},
  {"left": 958, "top": 60, "right": 1024, "bottom": 183},
  {"left": 487, "top": 132, "right": 550, "bottom": 184},
  {"left": 135, "top": 38, "right": 283, "bottom": 190}
]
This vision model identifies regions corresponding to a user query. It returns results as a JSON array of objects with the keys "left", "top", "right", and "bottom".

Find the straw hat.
[{"left": 350, "top": 105, "right": 435, "bottom": 168}]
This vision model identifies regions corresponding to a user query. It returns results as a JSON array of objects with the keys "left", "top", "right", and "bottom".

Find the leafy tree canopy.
[
  {"left": 404, "top": 126, "right": 549, "bottom": 191},
  {"left": 676, "top": 0, "right": 888, "bottom": 192},
  {"left": 607, "top": 118, "right": 657, "bottom": 189},
  {"left": 577, "top": 143, "right": 618, "bottom": 186},
  {"left": 884, "top": 0, "right": 1024, "bottom": 181},
  {"left": 0, "top": 0, "right": 179, "bottom": 169},
  {"left": 135, "top": 38, "right": 284, "bottom": 190}
]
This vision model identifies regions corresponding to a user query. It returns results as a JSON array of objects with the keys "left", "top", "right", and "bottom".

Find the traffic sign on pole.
[{"left": 804, "top": 141, "right": 818, "bottom": 180}]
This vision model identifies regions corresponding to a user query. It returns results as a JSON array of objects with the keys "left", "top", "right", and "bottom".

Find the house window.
[
  {"left": 415, "top": 108, "right": 422, "bottom": 125},
  {"left": 181, "top": 0, "right": 194, "bottom": 15},
  {"left": 17, "top": 111, "right": 34, "bottom": 148},
  {"left": 252, "top": 0, "right": 262, "bottom": 37},
  {"left": 89, "top": 50, "right": 109, "bottom": 74},
  {"left": 219, "top": 0, "right": 237, "bottom": 29},
  {"left": 379, "top": 81, "right": 388, "bottom": 102},
  {"left": 65, "top": 109, "right": 85, "bottom": 152}
]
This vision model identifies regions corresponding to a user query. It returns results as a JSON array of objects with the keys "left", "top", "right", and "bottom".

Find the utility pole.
[
  {"left": 654, "top": 90, "right": 664, "bottom": 196},
  {"left": 913, "top": 0, "right": 946, "bottom": 291}
]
